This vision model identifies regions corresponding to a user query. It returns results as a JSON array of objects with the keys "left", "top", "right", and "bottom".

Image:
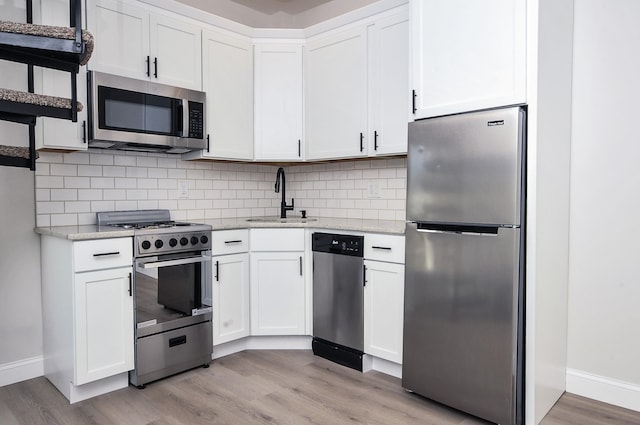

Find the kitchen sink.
[{"left": 246, "top": 217, "right": 318, "bottom": 223}]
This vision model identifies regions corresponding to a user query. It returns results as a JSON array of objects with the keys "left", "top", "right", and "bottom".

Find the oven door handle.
[{"left": 139, "top": 255, "right": 211, "bottom": 269}]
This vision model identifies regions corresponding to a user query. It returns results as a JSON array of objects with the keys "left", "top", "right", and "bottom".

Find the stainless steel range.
[{"left": 97, "top": 210, "right": 213, "bottom": 388}]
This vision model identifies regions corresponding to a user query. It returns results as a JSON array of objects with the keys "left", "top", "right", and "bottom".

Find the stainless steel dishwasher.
[{"left": 312, "top": 232, "right": 364, "bottom": 371}]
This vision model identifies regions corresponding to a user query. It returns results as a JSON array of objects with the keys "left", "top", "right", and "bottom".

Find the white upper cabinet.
[
  {"left": 411, "top": 0, "right": 526, "bottom": 119},
  {"left": 35, "top": 0, "right": 87, "bottom": 151},
  {"left": 148, "top": 14, "right": 202, "bottom": 90},
  {"left": 254, "top": 43, "right": 304, "bottom": 161},
  {"left": 189, "top": 29, "right": 254, "bottom": 160},
  {"left": 87, "top": 0, "right": 202, "bottom": 90},
  {"left": 305, "top": 26, "right": 368, "bottom": 160},
  {"left": 369, "top": 11, "right": 410, "bottom": 156},
  {"left": 306, "top": 6, "right": 410, "bottom": 160}
]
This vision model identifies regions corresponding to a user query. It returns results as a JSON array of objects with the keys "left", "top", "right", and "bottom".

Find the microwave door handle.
[
  {"left": 181, "top": 99, "right": 189, "bottom": 138},
  {"left": 139, "top": 255, "right": 210, "bottom": 269}
]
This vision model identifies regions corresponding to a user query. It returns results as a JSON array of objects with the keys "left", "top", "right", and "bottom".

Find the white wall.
[{"left": 567, "top": 0, "right": 640, "bottom": 411}]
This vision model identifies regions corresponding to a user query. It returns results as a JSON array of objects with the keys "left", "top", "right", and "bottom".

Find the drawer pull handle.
[
  {"left": 224, "top": 240, "right": 243, "bottom": 244},
  {"left": 169, "top": 335, "right": 186, "bottom": 347},
  {"left": 93, "top": 251, "right": 120, "bottom": 257},
  {"left": 371, "top": 246, "right": 391, "bottom": 251}
]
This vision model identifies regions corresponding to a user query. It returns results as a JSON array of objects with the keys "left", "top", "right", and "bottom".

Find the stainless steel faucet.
[{"left": 275, "top": 167, "right": 294, "bottom": 219}]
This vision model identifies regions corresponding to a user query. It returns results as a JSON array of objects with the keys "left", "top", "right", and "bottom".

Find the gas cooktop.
[{"left": 96, "top": 210, "right": 212, "bottom": 256}]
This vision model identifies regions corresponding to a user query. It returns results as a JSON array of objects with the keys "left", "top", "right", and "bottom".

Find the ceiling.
[
  {"left": 226, "top": 0, "right": 335, "bottom": 15},
  {"left": 174, "top": 0, "right": 378, "bottom": 28}
]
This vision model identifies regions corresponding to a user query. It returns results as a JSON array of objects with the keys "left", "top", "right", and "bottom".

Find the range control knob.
[
  {"left": 155, "top": 239, "right": 164, "bottom": 249},
  {"left": 200, "top": 235, "right": 209, "bottom": 244},
  {"left": 169, "top": 238, "right": 178, "bottom": 247},
  {"left": 190, "top": 236, "right": 199, "bottom": 245},
  {"left": 180, "top": 237, "right": 188, "bottom": 246},
  {"left": 141, "top": 240, "right": 151, "bottom": 250}
]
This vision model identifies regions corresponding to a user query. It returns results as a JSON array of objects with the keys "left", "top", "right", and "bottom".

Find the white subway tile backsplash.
[
  {"left": 91, "top": 177, "right": 115, "bottom": 189},
  {"left": 78, "top": 189, "right": 103, "bottom": 201},
  {"left": 64, "top": 176, "right": 91, "bottom": 189},
  {"left": 78, "top": 165, "right": 102, "bottom": 177},
  {"left": 50, "top": 164, "right": 78, "bottom": 176},
  {"left": 51, "top": 189, "right": 77, "bottom": 201},
  {"left": 65, "top": 201, "right": 91, "bottom": 213},
  {"left": 35, "top": 150, "right": 407, "bottom": 224},
  {"left": 50, "top": 213, "right": 78, "bottom": 226},
  {"left": 103, "top": 166, "right": 127, "bottom": 177},
  {"left": 89, "top": 153, "right": 114, "bottom": 166}
]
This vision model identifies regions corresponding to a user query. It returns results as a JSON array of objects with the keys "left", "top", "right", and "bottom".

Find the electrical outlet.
[
  {"left": 178, "top": 180, "right": 189, "bottom": 198},
  {"left": 367, "top": 181, "right": 380, "bottom": 198}
]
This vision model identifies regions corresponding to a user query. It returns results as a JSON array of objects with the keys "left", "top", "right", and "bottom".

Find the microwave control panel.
[{"left": 188, "top": 101, "right": 204, "bottom": 139}]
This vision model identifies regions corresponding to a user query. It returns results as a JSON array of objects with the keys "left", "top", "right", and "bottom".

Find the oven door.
[{"left": 134, "top": 250, "right": 212, "bottom": 338}]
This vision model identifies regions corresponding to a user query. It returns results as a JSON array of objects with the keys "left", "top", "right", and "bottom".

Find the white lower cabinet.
[
  {"left": 250, "top": 229, "right": 306, "bottom": 335},
  {"left": 363, "top": 234, "right": 405, "bottom": 364},
  {"left": 212, "top": 253, "right": 250, "bottom": 345},
  {"left": 363, "top": 260, "right": 404, "bottom": 364},
  {"left": 40, "top": 235, "right": 134, "bottom": 403},
  {"left": 74, "top": 267, "right": 134, "bottom": 385}
]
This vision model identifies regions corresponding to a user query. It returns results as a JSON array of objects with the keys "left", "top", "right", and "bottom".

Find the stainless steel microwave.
[{"left": 87, "top": 71, "right": 206, "bottom": 154}]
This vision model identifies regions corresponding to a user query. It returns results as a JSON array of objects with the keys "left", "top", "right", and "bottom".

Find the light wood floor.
[{"left": 1, "top": 350, "right": 638, "bottom": 425}]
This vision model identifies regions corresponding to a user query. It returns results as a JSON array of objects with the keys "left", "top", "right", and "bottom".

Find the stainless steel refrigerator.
[{"left": 403, "top": 106, "right": 526, "bottom": 425}]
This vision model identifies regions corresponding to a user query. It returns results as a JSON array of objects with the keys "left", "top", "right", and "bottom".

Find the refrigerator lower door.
[{"left": 403, "top": 222, "right": 522, "bottom": 425}]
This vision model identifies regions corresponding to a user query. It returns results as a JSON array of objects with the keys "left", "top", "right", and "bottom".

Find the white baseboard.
[
  {"left": 0, "top": 356, "right": 44, "bottom": 387},
  {"left": 566, "top": 368, "right": 640, "bottom": 412}
]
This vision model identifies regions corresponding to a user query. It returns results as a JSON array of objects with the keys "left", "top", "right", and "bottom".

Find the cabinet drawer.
[
  {"left": 211, "top": 229, "right": 249, "bottom": 255},
  {"left": 364, "top": 234, "right": 405, "bottom": 264},
  {"left": 74, "top": 238, "right": 133, "bottom": 272},
  {"left": 250, "top": 228, "right": 304, "bottom": 251}
]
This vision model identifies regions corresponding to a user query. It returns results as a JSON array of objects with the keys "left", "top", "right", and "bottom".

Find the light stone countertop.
[{"left": 35, "top": 217, "right": 405, "bottom": 241}]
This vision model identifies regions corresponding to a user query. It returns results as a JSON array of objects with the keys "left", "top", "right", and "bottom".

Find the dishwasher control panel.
[{"left": 312, "top": 232, "right": 363, "bottom": 257}]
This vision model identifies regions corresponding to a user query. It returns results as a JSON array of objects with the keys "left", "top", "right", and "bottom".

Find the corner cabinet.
[
  {"left": 254, "top": 43, "right": 304, "bottom": 161},
  {"left": 40, "top": 235, "right": 134, "bottom": 403},
  {"left": 411, "top": 0, "right": 526, "bottom": 119},
  {"left": 184, "top": 29, "right": 254, "bottom": 161},
  {"left": 305, "top": 26, "right": 368, "bottom": 160},
  {"left": 87, "top": 0, "right": 202, "bottom": 90},
  {"left": 250, "top": 229, "right": 306, "bottom": 335},
  {"left": 211, "top": 230, "right": 251, "bottom": 345}
]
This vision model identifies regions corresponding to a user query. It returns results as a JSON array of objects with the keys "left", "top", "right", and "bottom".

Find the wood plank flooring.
[{"left": 0, "top": 350, "right": 638, "bottom": 425}]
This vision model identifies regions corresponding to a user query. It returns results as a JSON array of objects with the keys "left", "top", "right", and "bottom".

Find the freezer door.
[
  {"left": 407, "top": 106, "right": 525, "bottom": 226},
  {"left": 402, "top": 222, "right": 522, "bottom": 425}
]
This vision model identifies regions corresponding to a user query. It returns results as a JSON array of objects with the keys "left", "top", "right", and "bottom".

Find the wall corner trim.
[
  {"left": 0, "top": 356, "right": 44, "bottom": 387},
  {"left": 566, "top": 368, "right": 640, "bottom": 413}
]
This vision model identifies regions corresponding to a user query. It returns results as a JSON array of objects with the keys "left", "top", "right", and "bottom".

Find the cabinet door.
[
  {"left": 250, "top": 252, "right": 305, "bottom": 335},
  {"left": 201, "top": 30, "right": 253, "bottom": 160},
  {"left": 254, "top": 44, "right": 303, "bottom": 161},
  {"left": 149, "top": 14, "right": 202, "bottom": 90},
  {"left": 305, "top": 27, "right": 367, "bottom": 160},
  {"left": 36, "top": 0, "right": 87, "bottom": 150},
  {"left": 87, "top": 0, "right": 149, "bottom": 79},
  {"left": 213, "top": 253, "right": 250, "bottom": 345},
  {"left": 411, "top": 0, "right": 526, "bottom": 119},
  {"left": 364, "top": 260, "right": 404, "bottom": 363},
  {"left": 370, "top": 12, "right": 410, "bottom": 156},
  {"left": 74, "top": 267, "right": 134, "bottom": 385}
]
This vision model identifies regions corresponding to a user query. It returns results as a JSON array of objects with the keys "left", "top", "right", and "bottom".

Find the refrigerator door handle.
[
  {"left": 416, "top": 228, "right": 499, "bottom": 236},
  {"left": 415, "top": 222, "right": 500, "bottom": 236}
]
